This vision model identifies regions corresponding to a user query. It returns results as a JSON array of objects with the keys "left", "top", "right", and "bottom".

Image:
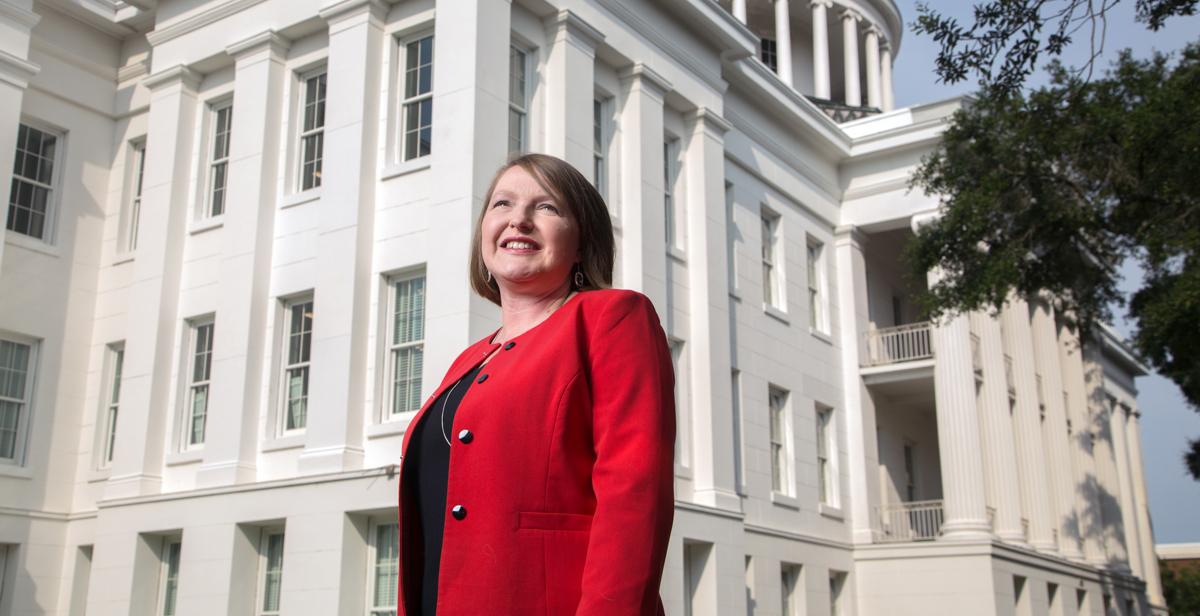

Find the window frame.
[
  {"left": 122, "top": 139, "right": 146, "bottom": 253},
  {"left": 296, "top": 67, "right": 327, "bottom": 193},
  {"left": 592, "top": 96, "right": 612, "bottom": 201},
  {"left": 815, "top": 404, "right": 838, "bottom": 507},
  {"left": 6, "top": 121, "right": 65, "bottom": 243},
  {"left": 806, "top": 238, "right": 829, "bottom": 333},
  {"left": 156, "top": 537, "right": 182, "bottom": 616},
  {"left": 181, "top": 318, "right": 215, "bottom": 451},
  {"left": 669, "top": 337, "right": 690, "bottom": 474},
  {"left": 760, "top": 37, "right": 779, "bottom": 73},
  {"left": 768, "top": 385, "right": 792, "bottom": 497},
  {"left": 383, "top": 271, "right": 427, "bottom": 418},
  {"left": 204, "top": 100, "right": 233, "bottom": 219},
  {"left": 97, "top": 342, "right": 124, "bottom": 469},
  {"left": 780, "top": 562, "right": 801, "bottom": 616},
  {"left": 397, "top": 32, "right": 434, "bottom": 163},
  {"left": 255, "top": 527, "right": 285, "bottom": 616},
  {"left": 0, "top": 334, "right": 38, "bottom": 465},
  {"left": 663, "top": 136, "right": 681, "bottom": 250},
  {"left": 279, "top": 296, "right": 314, "bottom": 436},
  {"left": 507, "top": 44, "right": 530, "bottom": 155},
  {"left": 366, "top": 520, "right": 399, "bottom": 616},
  {"left": 761, "top": 208, "right": 783, "bottom": 310}
]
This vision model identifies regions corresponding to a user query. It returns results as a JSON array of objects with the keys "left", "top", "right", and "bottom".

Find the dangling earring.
[
  {"left": 486, "top": 269, "right": 494, "bottom": 284},
  {"left": 574, "top": 269, "right": 585, "bottom": 289}
]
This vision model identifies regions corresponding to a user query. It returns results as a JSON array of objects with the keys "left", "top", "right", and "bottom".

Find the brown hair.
[{"left": 469, "top": 153, "right": 614, "bottom": 305}]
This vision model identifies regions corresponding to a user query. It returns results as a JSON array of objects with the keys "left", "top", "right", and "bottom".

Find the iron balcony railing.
[
  {"left": 875, "top": 499, "right": 945, "bottom": 542},
  {"left": 863, "top": 322, "right": 933, "bottom": 366}
]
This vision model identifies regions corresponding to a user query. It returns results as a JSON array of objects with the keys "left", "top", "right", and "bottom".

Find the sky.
[{"left": 889, "top": 1, "right": 1200, "bottom": 545}]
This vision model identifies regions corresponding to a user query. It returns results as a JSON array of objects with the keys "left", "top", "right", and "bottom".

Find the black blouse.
[{"left": 407, "top": 363, "right": 483, "bottom": 616}]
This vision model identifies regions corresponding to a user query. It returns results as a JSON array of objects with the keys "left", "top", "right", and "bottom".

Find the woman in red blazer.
[{"left": 397, "top": 154, "right": 676, "bottom": 615}]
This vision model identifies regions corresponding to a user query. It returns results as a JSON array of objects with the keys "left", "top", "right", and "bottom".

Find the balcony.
[
  {"left": 864, "top": 321, "right": 933, "bottom": 366},
  {"left": 805, "top": 96, "right": 883, "bottom": 123},
  {"left": 874, "top": 500, "right": 998, "bottom": 543}
]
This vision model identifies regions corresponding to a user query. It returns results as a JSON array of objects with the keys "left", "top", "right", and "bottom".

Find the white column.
[
  {"left": 810, "top": 0, "right": 831, "bottom": 99},
  {"left": 1081, "top": 347, "right": 1130, "bottom": 570},
  {"left": 299, "top": 0, "right": 386, "bottom": 475},
  {"left": 543, "top": 10, "right": 604, "bottom": 176},
  {"left": 423, "top": 0, "right": 512, "bottom": 389},
  {"left": 1058, "top": 323, "right": 1108, "bottom": 565},
  {"left": 196, "top": 31, "right": 290, "bottom": 488},
  {"left": 970, "top": 312, "right": 1025, "bottom": 543},
  {"left": 1030, "top": 301, "right": 1085, "bottom": 559},
  {"left": 683, "top": 108, "right": 739, "bottom": 512},
  {"left": 617, "top": 63, "right": 671, "bottom": 317},
  {"left": 0, "top": 1, "right": 40, "bottom": 272},
  {"left": 834, "top": 226, "right": 880, "bottom": 544},
  {"left": 1000, "top": 297, "right": 1057, "bottom": 551},
  {"left": 880, "top": 43, "right": 895, "bottom": 111},
  {"left": 774, "top": 0, "right": 794, "bottom": 87},
  {"left": 1125, "top": 410, "right": 1166, "bottom": 607},
  {"left": 841, "top": 9, "right": 861, "bottom": 107},
  {"left": 105, "top": 65, "right": 202, "bottom": 499},
  {"left": 1109, "top": 399, "right": 1143, "bottom": 577},
  {"left": 863, "top": 26, "right": 882, "bottom": 109},
  {"left": 732, "top": 0, "right": 747, "bottom": 24}
]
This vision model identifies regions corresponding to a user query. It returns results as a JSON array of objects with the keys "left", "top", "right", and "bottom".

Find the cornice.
[
  {"left": 145, "top": 0, "right": 268, "bottom": 47},
  {"left": 688, "top": 106, "right": 732, "bottom": 136},
  {"left": 0, "top": 49, "right": 40, "bottom": 89},
  {"left": 117, "top": 57, "right": 150, "bottom": 83},
  {"left": 318, "top": 0, "right": 389, "bottom": 25},
  {"left": 0, "top": 1, "right": 41, "bottom": 30},
  {"left": 544, "top": 9, "right": 604, "bottom": 53},
  {"left": 618, "top": 62, "right": 673, "bottom": 98},
  {"left": 225, "top": 29, "right": 291, "bottom": 59},
  {"left": 595, "top": 0, "right": 725, "bottom": 94}
]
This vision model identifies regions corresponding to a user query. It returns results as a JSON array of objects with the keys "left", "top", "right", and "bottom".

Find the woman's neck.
[{"left": 494, "top": 281, "right": 574, "bottom": 344}]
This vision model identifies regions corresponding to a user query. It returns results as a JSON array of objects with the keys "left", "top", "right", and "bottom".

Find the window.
[
  {"left": 157, "top": 539, "right": 181, "bottom": 616},
  {"left": 663, "top": 137, "right": 680, "bottom": 248},
  {"left": 185, "top": 320, "right": 214, "bottom": 448},
  {"left": 400, "top": 35, "right": 434, "bottom": 161},
  {"left": 830, "top": 570, "right": 846, "bottom": 616},
  {"left": 256, "top": 530, "right": 284, "bottom": 616},
  {"left": 281, "top": 298, "right": 313, "bottom": 433},
  {"left": 669, "top": 339, "right": 688, "bottom": 469},
  {"left": 760, "top": 38, "right": 778, "bottom": 73},
  {"left": 299, "top": 70, "right": 327, "bottom": 191},
  {"left": 816, "top": 405, "right": 835, "bottom": 505},
  {"left": 807, "top": 240, "right": 827, "bottom": 332},
  {"left": 732, "top": 369, "right": 745, "bottom": 495},
  {"left": 207, "top": 102, "right": 232, "bottom": 217},
  {"left": 508, "top": 45, "right": 528, "bottom": 154},
  {"left": 6, "top": 123, "right": 60, "bottom": 240},
  {"left": 768, "top": 386, "right": 791, "bottom": 495},
  {"left": 0, "top": 338, "right": 35, "bottom": 463},
  {"left": 780, "top": 563, "right": 801, "bottom": 616},
  {"left": 369, "top": 523, "right": 398, "bottom": 616},
  {"left": 388, "top": 275, "right": 426, "bottom": 415},
  {"left": 126, "top": 141, "right": 146, "bottom": 251},
  {"left": 100, "top": 343, "right": 124, "bottom": 468},
  {"left": 593, "top": 98, "right": 610, "bottom": 200},
  {"left": 761, "top": 210, "right": 781, "bottom": 308}
]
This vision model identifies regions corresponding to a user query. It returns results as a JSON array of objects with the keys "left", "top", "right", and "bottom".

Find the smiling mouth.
[{"left": 500, "top": 238, "right": 541, "bottom": 251}]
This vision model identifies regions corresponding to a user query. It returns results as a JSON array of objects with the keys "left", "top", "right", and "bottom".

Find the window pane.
[
  {"left": 262, "top": 533, "right": 284, "bottom": 612},
  {"left": 285, "top": 367, "right": 308, "bottom": 430},
  {"left": 373, "top": 524, "right": 399, "bottom": 609},
  {"left": 0, "top": 400, "right": 20, "bottom": 459},
  {"left": 190, "top": 386, "right": 208, "bottom": 444}
]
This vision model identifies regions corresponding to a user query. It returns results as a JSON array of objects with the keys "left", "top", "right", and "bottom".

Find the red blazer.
[{"left": 397, "top": 289, "right": 676, "bottom": 615}]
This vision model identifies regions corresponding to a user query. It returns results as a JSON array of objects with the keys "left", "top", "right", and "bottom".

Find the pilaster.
[
  {"left": 683, "top": 107, "right": 739, "bottom": 511},
  {"left": 542, "top": 10, "right": 604, "bottom": 175},
  {"left": 617, "top": 63, "right": 671, "bottom": 318},
  {"left": 299, "top": 0, "right": 387, "bottom": 474},
  {"left": 105, "top": 65, "right": 202, "bottom": 499},
  {"left": 834, "top": 225, "right": 879, "bottom": 544},
  {"left": 197, "top": 30, "right": 290, "bottom": 487}
]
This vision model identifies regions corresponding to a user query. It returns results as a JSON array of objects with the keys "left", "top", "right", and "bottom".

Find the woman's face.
[{"left": 481, "top": 165, "right": 580, "bottom": 297}]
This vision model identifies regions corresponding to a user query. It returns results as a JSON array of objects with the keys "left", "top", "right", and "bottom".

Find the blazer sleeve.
[{"left": 577, "top": 291, "right": 676, "bottom": 615}]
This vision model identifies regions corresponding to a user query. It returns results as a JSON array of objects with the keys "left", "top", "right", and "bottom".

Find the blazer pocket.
[{"left": 518, "top": 511, "right": 592, "bottom": 532}]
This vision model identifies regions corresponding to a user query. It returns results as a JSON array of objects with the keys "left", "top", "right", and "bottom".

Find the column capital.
[
  {"left": 143, "top": 64, "right": 202, "bottom": 92},
  {"left": 910, "top": 208, "right": 940, "bottom": 231},
  {"left": 226, "top": 29, "right": 291, "bottom": 60},
  {"left": 544, "top": 9, "right": 605, "bottom": 53},
  {"left": 319, "top": 0, "right": 389, "bottom": 26},
  {"left": 687, "top": 106, "right": 732, "bottom": 138},
  {"left": 862, "top": 23, "right": 884, "bottom": 37},
  {"left": 834, "top": 224, "right": 869, "bottom": 247},
  {"left": 619, "top": 62, "right": 672, "bottom": 100},
  {"left": 809, "top": 0, "right": 833, "bottom": 8},
  {"left": 840, "top": 7, "right": 863, "bottom": 21}
]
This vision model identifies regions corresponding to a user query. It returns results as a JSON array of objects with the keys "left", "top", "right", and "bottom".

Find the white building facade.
[{"left": 0, "top": 0, "right": 1167, "bottom": 614}]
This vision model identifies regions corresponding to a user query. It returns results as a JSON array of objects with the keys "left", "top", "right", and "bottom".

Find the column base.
[
  {"left": 995, "top": 530, "right": 1028, "bottom": 545},
  {"left": 195, "top": 460, "right": 257, "bottom": 488},
  {"left": 938, "top": 519, "right": 993, "bottom": 541},
  {"left": 297, "top": 445, "right": 364, "bottom": 476}
]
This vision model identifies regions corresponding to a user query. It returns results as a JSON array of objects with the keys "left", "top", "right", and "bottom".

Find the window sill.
[
  {"left": 261, "top": 433, "right": 306, "bottom": 453},
  {"left": 666, "top": 245, "right": 687, "bottom": 264},
  {"left": 809, "top": 327, "right": 833, "bottom": 345},
  {"left": 770, "top": 491, "right": 800, "bottom": 509},
  {"left": 819, "top": 503, "right": 845, "bottom": 520},
  {"left": 165, "top": 449, "right": 204, "bottom": 466},
  {"left": 0, "top": 463, "right": 34, "bottom": 479},
  {"left": 380, "top": 157, "right": 431, "bottom": 181},
  {"left": 112, "top": 251, "right": 135, "bottom": 266},
  {"left": 367, "top": 416, "right": 413, "bottom": 439},
  {"left": 188, "top": 216, "right": 225, "bottom": 235},
  {"left": 281, "top": 187, "right": 322, "bottom": 210},
  {"left": 764, "top": 303, "right": 789, "bottom": 325},
  {"left": 4, "top": 232, "right": 61, "bottom": 258}
]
